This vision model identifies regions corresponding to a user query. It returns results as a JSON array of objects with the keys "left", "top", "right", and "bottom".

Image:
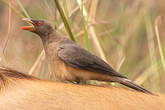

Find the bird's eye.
[{"left": 38, "top": 21, "right": 43, "bottom": 26}]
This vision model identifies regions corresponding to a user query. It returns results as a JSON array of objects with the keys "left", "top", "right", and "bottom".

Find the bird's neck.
[{"left": 41, "top": 30, "right": 64, "bottom": 46}]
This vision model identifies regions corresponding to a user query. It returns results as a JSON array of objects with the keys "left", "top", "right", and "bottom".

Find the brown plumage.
[{"left": 22, "top": 18, "right": 154, "bottom": 94}]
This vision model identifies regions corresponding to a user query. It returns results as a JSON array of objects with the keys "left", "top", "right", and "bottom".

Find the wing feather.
[{"left": 58, "top": 44, "right": 127, "bottom": 78}]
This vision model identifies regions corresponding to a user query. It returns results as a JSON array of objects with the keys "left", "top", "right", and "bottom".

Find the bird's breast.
[{"left": 44, "top": 43, "right": 76, "bottom": 82}]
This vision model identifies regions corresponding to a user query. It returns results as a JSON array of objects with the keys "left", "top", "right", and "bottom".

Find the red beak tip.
[
  {"left": 21, "top": 26, "right": 27, "bottom": 30},
  {"left": 21, "top": 26, "right": 34, "bottom": 30}
]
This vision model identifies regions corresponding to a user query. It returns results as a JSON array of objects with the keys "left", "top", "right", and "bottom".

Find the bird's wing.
[{"left": 58, "top": 44, "right": 127, "bottom": 78}]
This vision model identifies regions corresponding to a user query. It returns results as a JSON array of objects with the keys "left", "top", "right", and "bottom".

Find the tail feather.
[{"left": 118, "top": 78, "right": 154, "bottom": 95}]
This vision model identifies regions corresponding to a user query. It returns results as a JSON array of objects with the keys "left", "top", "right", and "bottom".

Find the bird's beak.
[{"left": 22, "top": 18, "right": 35, "bottom": 31}]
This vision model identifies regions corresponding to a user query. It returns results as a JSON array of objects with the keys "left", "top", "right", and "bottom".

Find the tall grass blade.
[
  {"left": 16, "top": 0, "right": 30, "bottom": 18},
  {"left": 155, "top": 16, "right": 165, "bottom": 72},
  {"left": 54, "top": 0, "right": 75, "bottom": 41},
  {"left": 0, "top": 0, "right": 24, "bottom": 18},
  {"left": 2, "top": 2, "right": 12, "bottom": 56},
  {"left": 76, "top": 0, "right": 107, "bottom": 62},
  {"left": 81, "top": 0, "right": 90, "bottom": 51}
]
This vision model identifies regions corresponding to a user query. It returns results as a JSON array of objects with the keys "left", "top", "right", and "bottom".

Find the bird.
[{"left": 22, "top": 18, "right": 153, "bottom": 94}]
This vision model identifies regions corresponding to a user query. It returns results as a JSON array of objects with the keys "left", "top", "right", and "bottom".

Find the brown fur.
[
  {"left": 0, "top": 67, "right": 38, "bottom": 89},
  {"left": 0, "top": 67, "right": 165, "bottom": 110}
]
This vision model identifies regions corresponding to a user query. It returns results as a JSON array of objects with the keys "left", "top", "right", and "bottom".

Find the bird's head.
[{"left": 22, "top": 18, "right": 53, "bottom": 37}]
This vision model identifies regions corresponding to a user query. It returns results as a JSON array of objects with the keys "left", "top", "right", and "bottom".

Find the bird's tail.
[{"left": 117, "top": 78, "right": 154, "bottom": 95}]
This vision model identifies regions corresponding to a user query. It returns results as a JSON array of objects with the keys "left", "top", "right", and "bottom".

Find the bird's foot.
[{"left": 76, "top": 80, "right": 87, "bottom": 85}]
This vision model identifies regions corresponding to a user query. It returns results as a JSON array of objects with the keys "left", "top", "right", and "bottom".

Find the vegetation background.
[{"left": 0, "top": 0, "right": 165, "bottom": 93}]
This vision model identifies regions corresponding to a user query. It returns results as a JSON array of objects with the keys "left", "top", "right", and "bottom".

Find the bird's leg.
[{"left": 76, "top": 79, "right": 87, "bottom": 85}]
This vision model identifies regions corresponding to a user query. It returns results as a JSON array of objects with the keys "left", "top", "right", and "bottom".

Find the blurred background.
[{"left": 0, "top": 0, "right": 165, "bottom": 93}]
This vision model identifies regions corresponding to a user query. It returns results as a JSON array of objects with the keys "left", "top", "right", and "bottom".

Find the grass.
[
  {"left": 0, "top": 0, "right": 24, "bottom": 18},
  {"left": 0, "top": 0, "right": 164, "bottom": 93},
  {"left": 76, "top": 0, "right": 107, "bottom": 62},
  {"left": 80, "top": 0, "right": 90, "bottom": 51},
  {"left": 16, "top": 0, "right": 30, "bottom": 18},
  {"left": 54, "top": 0, "right": 75, "bottom": 41}
]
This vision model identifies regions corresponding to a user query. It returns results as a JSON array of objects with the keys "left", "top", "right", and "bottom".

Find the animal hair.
[{"left": 0, "top": 67, "right": 39, "bottom": 90}]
